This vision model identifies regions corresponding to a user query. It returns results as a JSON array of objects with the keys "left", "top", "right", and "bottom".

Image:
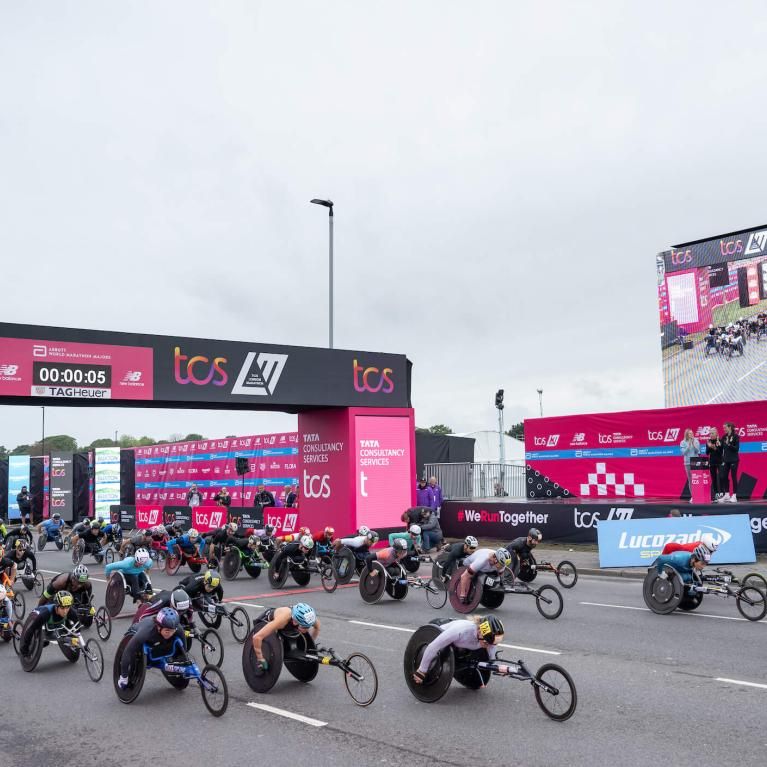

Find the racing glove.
[
  {"left": 257, "top": 658, "right": 269, "bottom": 671},
  {"left": 118, "top": 675, "right": 129, "bottom": 689}
]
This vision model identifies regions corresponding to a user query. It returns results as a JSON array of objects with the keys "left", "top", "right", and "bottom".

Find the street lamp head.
[
  {"left": 310, "top": 198, "right": 334, "bottom": 208},
  {"left": 537, "top": 389, "right": 543, "bottom": 395}
]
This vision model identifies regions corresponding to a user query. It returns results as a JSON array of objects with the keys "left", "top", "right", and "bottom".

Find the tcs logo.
[
  {"left": 303, "top": 470, "right": 331, "bottom": 499},
  {"left": 174, "top": 347, "right": 228, "bottom": 386},
  {"left": 353, "top": 359, "right": 394, "bottom": 394}
]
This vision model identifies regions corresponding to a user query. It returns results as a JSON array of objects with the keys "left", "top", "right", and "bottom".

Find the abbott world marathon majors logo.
[{"left": 457, "top": 508, "right": 549, "bottom": 526}]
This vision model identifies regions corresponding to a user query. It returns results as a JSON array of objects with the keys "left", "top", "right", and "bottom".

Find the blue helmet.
[
  {"left": 156, "top": 607, "right": 180, "bottom": 629},
  {"left": 291, "top": 603, "right": 316, "bottom": 629}
]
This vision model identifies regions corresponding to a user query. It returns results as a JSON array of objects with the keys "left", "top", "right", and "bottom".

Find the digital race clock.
[{"left": 32, "top": 361, "right": 111, "bottom": 387}]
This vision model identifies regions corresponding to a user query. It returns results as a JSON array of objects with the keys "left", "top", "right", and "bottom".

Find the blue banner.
[
  {"left": 597, "top": 514, "right": 756, "bottom": 567},
  {"left": 7, "top": 455, "right": 30, "bottom": 521},
  {"left": 526, "top": 440, "right": 767, "bottom": 462}
]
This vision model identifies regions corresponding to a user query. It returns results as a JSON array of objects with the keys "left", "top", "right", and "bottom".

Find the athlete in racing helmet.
[
  {"left": 299, "top": 535, "right": 314, "bottom": 551},
  {"left": 392, "top": 538, "right": 408, "bottom": 552},
  {"left": 170, "top": 589, "right": 191, "bottom": 612},
  {"left": 495, "top": 548, "right": 512, "bottom": 568},
  {"left": 699, "top": 533, "right": 718, "bottom": 553},
  {"left": 134, "top": 548, "right": 151, "bottom": 566},
  {"left": 527, "top": 528, "right": 542, "bottom": 544},
  {"left": 358, "top": 525, "right": 370, "bottom": 536},
  {"left": 464, "top": 536, "right": 478, "bottom": 550},
  {"left": 249, "top": 602, "right": 322, "bottom": 673},
  {"left": 72, "top": 564, "right": 89, "bottom": 583},
  {"left": 291, "top": 602, "right": 317, "bottom": 629},
  {"left": 692, "top": 544, "right": 710, "bottom": 563},
  {"left": 156, "top": 606, "right": 180, "bottom": 629}
]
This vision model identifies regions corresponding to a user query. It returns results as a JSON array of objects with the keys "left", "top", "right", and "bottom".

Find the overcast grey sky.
[{"left": 2, "top": 1, "right": 767, "bottom": 450}]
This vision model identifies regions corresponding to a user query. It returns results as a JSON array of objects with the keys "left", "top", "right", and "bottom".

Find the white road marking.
[
  {"left": 349, "top": 619, "right": 561, "bottom": 654},
  {"left": 247, "top": 702, "right": 327, "bottom": 727},
  {"left": 737, "top": 360, "right": 766, "bottom": 383},
  {"left": 580, "top": 601, "right": 764, "bottom": 623},
  {"left": 227, "top": 601, "right": 265, "bottom": 610},
  {"left": 716, "top": 677, "right": 767, "bottom": 690}
]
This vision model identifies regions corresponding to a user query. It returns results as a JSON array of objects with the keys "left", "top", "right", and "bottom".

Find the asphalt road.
[{"left": 2, "top": 548, "right": 766, "bottom": 767}]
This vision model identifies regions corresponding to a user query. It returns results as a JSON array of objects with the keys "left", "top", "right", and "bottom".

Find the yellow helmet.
[
  {"left": 204, "top": 570, "right": 221, "bottom": 589},
  {"left": 54, "top": 591, "right": 74, "bottom": 608}
]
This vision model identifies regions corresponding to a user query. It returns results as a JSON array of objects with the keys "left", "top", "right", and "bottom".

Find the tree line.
[{"left": 0, "top": 433, "right": 208, "bottom": 459}]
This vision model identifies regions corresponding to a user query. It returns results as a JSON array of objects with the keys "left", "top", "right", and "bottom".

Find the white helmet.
[
  {"left": 357, "top": 525, "right": 370, "bottom": 536},
  {"left": 0, "top": 584, "right": 6, "bottom": 600},
  {"left": 187, "top": 528, "right": 199, "bottom": 540},
  {"left": 134, "top": 548, "right": 151, "bottom": 565},
  {"left": 409, "top": 524, "right": 422, "bottom": 536},
  {"left": 699, "top": 533, "right": 719, "bottom": 552},
  {"left": 227, "top": 522, "right": 238, "bottom": 533},
  {"left": 299, "top": 535, "right": 314, "bottom": 549}
]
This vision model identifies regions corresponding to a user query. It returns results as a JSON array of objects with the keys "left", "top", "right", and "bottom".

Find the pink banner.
[
  {"left": 525, "top": 400, "right": 767, "bottom": 500},
  {"left": 134, "top": 433, "right": 299, "bottom": 506}
]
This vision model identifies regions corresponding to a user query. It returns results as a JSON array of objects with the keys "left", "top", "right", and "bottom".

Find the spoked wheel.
[
  {"left": 741, "top": 573, "right": 767, "bottom": 593},
  {"left": 32, "top": 573, "right": 45, "bottom": 597},
  {"left": 535, "top": 585, "right": 564, "bottom": 620},
  {"left": 113, "top": 635, "right": 146, "bottom": 703},
  {"left": 96, "top": 606, "right": 112, "bottom": 641},
  {"left": 84, "top": 639, "right": 104, "bottom": 682},
  {"left": 229, "top": 607, "right": 251, "bottom": 643},
  {"left": 736, "top": 586, "right": 767, "bottom": 621},
  {"left": 533, "top": 663, "right": 577, "bottom": 721},
  {"left": 343, "top": 652, "right": 378, "bottom": 706},
  {"left": 359, "top": 562, "right": 388, "bottom": 604},
  {"left": 222, "top": 550, "right": 242, "bottom": 581},
  {"left": 72, "top": 540, "right": 85, "bottom": 565},
  {"left": 200, "top": 664, "right": 229, "bottom": 717},
  {"left": 555, "top": 560, "right": 578, "bottom": 589},
  {"left": 448, "top": 569, "right": 482, "bottom": 614},
  {"left": 165, "top": 555, "right": 181, "bottom": 576},
  {"left": 199, "top": 606, "right": 223, "bottom": 630},
  {"left": 37, "top": 532, "right": 47, "bottom": 551},
  {"left": 320, "top": 562, "right": 338, "bottom": 593},
  {"left": 19, "top": 626, "right": 43, "bottom": 671},
  {"left": 12, "top": 591, "right": 26, "bottom": 620},
  {"left": 333, "top": 547, "right": 356, "bottom": 585},
  {"left": 105, "top": 573, "right": 126, "bottom": 618},
  {"left": 431, "top": 555, "right": 449, "bottom": 591},
  {"left": 425, "top": 579, "right": 448, "bottom": 609},
  {"left": 201, "top": 629, "right": 225, "bottom": 667},
  {"left": 104, "top": 549, "right": 115, "bottom": 565}
]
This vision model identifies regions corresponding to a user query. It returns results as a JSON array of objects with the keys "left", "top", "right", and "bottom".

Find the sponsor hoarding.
[
  {"left": 94, "top": 447, "right": 121, "bottom": 517},
  {"left": 7, "top": 455, "right": 30, "bottom": 520},
  {"left": 50, "top": 452, "right": 74, "bottom": 521}
]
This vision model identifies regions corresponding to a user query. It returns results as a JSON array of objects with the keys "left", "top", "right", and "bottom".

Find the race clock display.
[{"left": 32, "top": 361, "right": 112, "bottom": 388}]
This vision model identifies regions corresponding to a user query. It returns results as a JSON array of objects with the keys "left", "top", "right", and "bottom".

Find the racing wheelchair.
[
  {"left": 221, "top": 537, "right": 275, "bottom": 581},
  {"left": 403, "top": 620, "right": 576, "bottom": 719},
  {"left": 643, "top": 565, "right": 767, "bottom": 621},
  {"left": 104, "top": 571, "right": 154, "bottom": 618},
  {"left": 516, "top": 554, "right": 578, "bottom": 589},
  {"left": 267, "top": 545, "right": 336, "bottom": 592},
  {"left": 358, "top": 557, "right": 446, "bottom": 608},
  {"left": 447, "top": 566, "right": 563, "bottom": 619},
  {"left": 242, "top": 617, "right": 378, "bottom": 706}
]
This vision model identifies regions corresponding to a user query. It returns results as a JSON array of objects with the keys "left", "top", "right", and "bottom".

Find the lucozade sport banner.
[
  {"left": 134, "top": 433, "right": 299, "bottom": 506},
  {"left": 7, "top": 455, "right": 30, "bottom": 520},
  {"left": 94, "top": 447, "right": 121, "bottom": 517},
  {"left": 524, "top": 399, "right": 767, "bottom": 501}
]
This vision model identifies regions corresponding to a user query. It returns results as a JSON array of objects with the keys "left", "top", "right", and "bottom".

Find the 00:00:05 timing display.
[{"left": 32, "top": 361, "right": 111, "bottom": 387}]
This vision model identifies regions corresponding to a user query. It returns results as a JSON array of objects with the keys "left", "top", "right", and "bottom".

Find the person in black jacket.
[
  {"left": 253, "top": 485, "right": 275, "bottom": 508},
  {"left": 16, "top": 487, "right": 32, "bottom": 522},
  {"left": 706, "top": 427, "right": 723, "bottom": 501},
  {"left": 719, "top": 422, "right": 740, "bottom": 503}
]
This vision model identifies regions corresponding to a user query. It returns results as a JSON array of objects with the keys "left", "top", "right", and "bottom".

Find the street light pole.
[
  {"left": 41, "top": 406, "right": 45, "bottom": 456},
  {"left": 310, "top": 198, "right": 335, "bottom": 349},
  {"left": 537, "top": 389, "right": 543, "bottom": 417}
]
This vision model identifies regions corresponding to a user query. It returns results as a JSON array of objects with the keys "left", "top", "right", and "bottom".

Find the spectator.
[
  {"left": 16, "top": 486, "right": 32, "bottom": 522},
  {"left": 415, "top": 478, "right": 433, "bottom": 507},
  {"left": 706, "top": 427, "right": 723, "bottom": 501},
  {"left": 667, "top": 508, "right": 681, "bottom": 518},
  {"left": 419, "top": 508, "right": 443, "bottom": 552},
  {"left": 401, "top": 507, "right": 429, "bottom": 527},
  {"left": 427, "top": 476, "right": 443, "bottom": 513},
  {"left": 719, "top": 422, "right": 740, "bottom": 503},
  {"left": 493, "top": 482, "right": 509, "bottom": 497},
  {"left": 284, "top": 485, "right": 298, "bottom": 508},
  {"left": 679, "top": 429, "right": 700, "bottom": 500},
  {"left": 185, "top": 484, "right": 203, "bottom": 507},
  {"left": 253, "top": 484, "right": 276, "bottom": 508},
  {"left": 214, "top": 487, "right": 231, "bottom": 507}
]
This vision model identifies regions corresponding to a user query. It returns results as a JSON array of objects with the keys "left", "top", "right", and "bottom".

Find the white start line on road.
[
  {"left": 247, "top": 702, "right": 328, "bottom": 727},
  {"left": 348, "top": 619, "right": 562, "bottom": 655},
  {"left": 715, "top": 677, "right": 767, "bottom": 690},
  {"left": 579, "top": 601, "right": 766, "bottom": 623}
]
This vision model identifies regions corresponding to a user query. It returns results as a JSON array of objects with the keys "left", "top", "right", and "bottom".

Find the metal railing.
[{"left": 424, "top": 462, "right": 526, "bottom": 500}]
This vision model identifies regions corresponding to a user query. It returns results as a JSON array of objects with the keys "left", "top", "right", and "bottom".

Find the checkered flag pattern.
[{"left": 579, "top": 462, "right": 645, "bottom": 497}]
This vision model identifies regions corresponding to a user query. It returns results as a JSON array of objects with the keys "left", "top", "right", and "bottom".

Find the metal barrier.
[{"left": 424, "top": 462, "right": 526, "bottom": 500}]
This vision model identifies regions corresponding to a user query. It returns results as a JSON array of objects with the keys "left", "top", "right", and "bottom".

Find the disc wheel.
[
  {"left": 244, "top": 561, "right": 263, "bottom": 579},
  {"left": 84, "top": 639, "right": 104, "bottom": 682},
  {"left": 37, "top": 532, "right": 47, "bottom": 551},
  {"left": 283, "top": 632, "right": 319, "bottom": 682},
  {"left": 229, "top": 606, "right": 251, "bottom": 643},
  {"left": 96, "top": 606, "right": 112, "bottom": 641},
  {"left": 201, "top": 628, "right": 224, "bottom": 667},
  {"left": 642, "top": 569, "right": 684, "bottom": 615},
  {"left": 535, "top": 585, "right": 564, "bottom": 620},
  {"left": 333, "top": 547, "right": 356, "bottom": 585},
  {"left": 19, "top": 626, "right": 43, "bottom": 671},
  {"left": 292, "top": 570, "right": 311, "bottom": 587},
  {"left": 113, "top": 635, "right": 145, "bottom": 703},
  {"left": 200, "top": 664, "right": 229, "bottom": 717},
  {"left": 268, "top": 560, "right": 289, "bottom": 589},
  {"left": 453, "top": 647, "right": 491, "bottom": 688},
  {"left": 555, "top": 560, "right": 578, "bottom": 589},
  {"left": 344, "top": 653, "right": 378, "bottom": 706},
  {"left": 403, "top": 624, "right": 454, "bottom": 702},
  {"left": 188, "top": 561, "right": 202, "bottom": 573},
  {"left": 534, "top": 663, "right": 577, "bottom": 721},
  {"left": 105, "top": 573, "right": 126, "bottom": 618},
  {"left": 222, "top": 550, "right": 242, "bottom": 581},
  {"left": 425, "top": 579, "right": 448, "bottom": 609},
  {"left": 448, "top": 569, "right": 482, "bottom": 614},
  {"left": 402, "top": 555, "right": 420, "bottom": 574},
  {"left": 320, "top": 561, "right": 338, "bottom": 593},
  {"left": 359, "top": 563, "right": 388, "bottom": 604},
  {"left": 678, "top": 593, "right": 703, "bottom": 611},
  {"left": 736, "top": 586, "right": 767, "bottom": 621},
  {"left": 242, "top": 623, "right": 283, "bottom": 693}
]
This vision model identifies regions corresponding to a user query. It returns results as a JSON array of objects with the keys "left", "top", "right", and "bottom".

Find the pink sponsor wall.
[{"left": 525, "top": 400, "right": 767, "bottom": 500}]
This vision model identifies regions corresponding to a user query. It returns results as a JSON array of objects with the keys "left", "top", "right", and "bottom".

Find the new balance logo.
[
  {"left": 122, "top": 371, "right": 142, "bottom": 382},
  {"left": 0, "top": 365, "right": 18, "bottom": 375},
  {"left": 231, "top": 352, "right": 288, "bottom": 396}
]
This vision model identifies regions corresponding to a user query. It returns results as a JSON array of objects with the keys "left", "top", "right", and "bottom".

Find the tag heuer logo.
[{"left": 231, "top": 352, "right": 288, "bottom": 396}]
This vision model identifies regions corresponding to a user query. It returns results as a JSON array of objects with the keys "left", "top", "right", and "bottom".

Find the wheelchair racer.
[
  {"left": 98, "top": 521, "right": 122, "bottom": 549},
  {"left": 39, "top": 565, "right": 94, "bottom": 624},
  {"left": 133, "top": 587, "right": 195, "bottom": 627},
  {"left": 270, "top": 535, "right": 315, "bottom": 574},
  {"left": 178, "top": 569, "right": 224, "bottom": 612},
  {"left": 1, "top": 540, "right": 37, "bottom": 587},
  {"left": 0, "top": 584, "right": 14, "bottom": 635},
  {"left": 76, "top": 521, "right": 106, "bottom": 560},
  {"left": 505, "top": 528, "right": 543, "bottom": 575},
  {"left": 275, "top": 526, "right": 312, "bottom": 545},
  {"left": 437, "top": 536, "right": 479, "bottom": 582},
  {"left": 457, "top": 547, "right": 513, "bottom": 601},
  {"left": 105, "top": 548, "right": 153, "bottom": 602},
  {"left": 3, "top": 523, "right": 34, "bottom": 552},
  {"left": 250, "top": 603, "right": 320, "bottom": 671},
  {"left": 661, "top": 532, "right": 718, "bottom": 558},
  {"left": 119, "top": 528, "right": 153, "bottom": 558},
  {"left": 654, "top": 545, "right": 709, "bottom": 584},
  {"left": 412, "top": 615, "right": 505, "bottom": 685},
  {"left": 202, "top": 522, "right": 239, "bottom": 560},
  {"left": 365, "top": 537, "right": 410, "bottom": 575},
  {"left": 389, "top": 524, "right": 423, "bottom": 554},
  {"left": 40, "top": 513, "right": 66, "bottom": 544},
  {"left": 117, "top": 607, "right": 190, "bottom": 690},
  {"left": 19, "top": 591, "right": 77, "bottom": 657},
  {"left": 166, "top": 528, "right": 204, "bottom": 560}
]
